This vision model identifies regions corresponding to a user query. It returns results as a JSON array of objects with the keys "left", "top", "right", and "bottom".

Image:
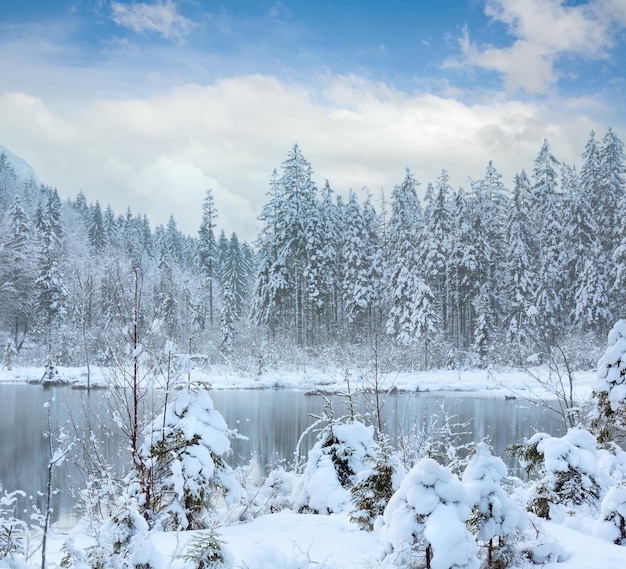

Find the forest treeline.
[{"left": 0, "top": 128, "right": 624, "bottom": 372}]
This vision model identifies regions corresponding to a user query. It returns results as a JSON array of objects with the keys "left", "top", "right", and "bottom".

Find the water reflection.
[{"left": 0, "top": 384, "right": 564, "bottom": 525}]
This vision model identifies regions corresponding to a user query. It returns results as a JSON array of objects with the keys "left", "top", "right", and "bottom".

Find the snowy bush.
[
  {"left": 592, "top": 319, "right": 626, "bottom": 445},
  {"left": 291, "top": 411, "right": 378, "bottom": 515},
  {"left": 349, "top": 435, "right": 406, "bottom": 531},
  {"left": 132, "top": 386, "right": 240, "bottom": 530},
  {"left": 378, "top": 457, "right": 478, "bottom": 569},
  {"left": 511, "top": 429, "right": 606, "bottom": 519},
  {"left": 462, "top": 443, "right": 526, "bottom": 568},
  {"left": 85, "top": 507, "right": 164, "bottom": 569},
  {"left": 230, "top": 463, "right": 296, "bottom": 522},
  {"left": 595, "top": 484, "right": 626, "bottom": 545}
]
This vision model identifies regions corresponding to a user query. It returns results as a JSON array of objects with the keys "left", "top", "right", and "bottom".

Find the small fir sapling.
[
  {"left": 510, "top": 429, "right": 606, "bottom": 519},
  {"left": 291, "top": 398, "right": 378, "bottom": 514},
  {"left": 462, "top": 443, "right": 527, "bottom": 568},
  {"left": 131, "top": 384, "right": 240, "bottom": 530},
  {"left": 181, "top": 525, "right": 234, "bottom": 569},
  {"left": 0, "top": 486, "right": 27, "bottom": 565},
  {"left": 349, "top": 434, "right": 406, "bottom": 531},
  {"left": 378, "top": 457, "right": 478, "bottom": 569},
  {"left": 85, "top": 507, "right": 164, "bottom": 569},
  {"left": 592, "top": 319, "right": 626, "bottom": 446},
  {"left": 595, "top": 484, "right": 626, "bottom": 545}
]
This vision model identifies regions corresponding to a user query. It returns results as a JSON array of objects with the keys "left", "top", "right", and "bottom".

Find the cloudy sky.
[{"left": 1, "top": 0, "right": 625, "bottom": 240}]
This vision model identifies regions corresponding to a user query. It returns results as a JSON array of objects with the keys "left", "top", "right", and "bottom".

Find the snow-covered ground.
[
  {"left": 39, "top": 508, "right": 626, "bottom": 569},
  {"left": 4, "top": 363, "right": 624, "bottom": 569},
  {"left": 0, "top": 363, "right": 599, "bottom": 401}
]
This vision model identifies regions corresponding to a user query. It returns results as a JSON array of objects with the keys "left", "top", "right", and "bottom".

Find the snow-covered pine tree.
[
  {"left": 463, "top": 443, "right": 527, "bottom": 568},
  {"left": 197, "top": 189, "right": 218, "bottom": 328},
  {"left": 378, "top": 457, "right": 478, "bottom": 569},
  {"left": 385, "top": 169, "right": 438, "bottom": 355},
  {"left": 34, "top": 186, "right": 69, "bottom": 343},
  {"left": 305, "top": 181, "right": 339, "bottom": 335},
  {"left": 349, "top": 434, "right": 405, "bottom": 531},
  {"left": 339, "top": 189, "right": 384, "bottom": 337},
  {"left": 592, "top": 320, "right": 626, "bottom": 446},
  {"left": 562, "top": 163, "right": 610, "bottom": 332},
  {"left": 135, "top": 384, "right": 240, "bottom": 530},
  {"left": 531, "top": 139, "right": 565, "bottom": 344},
  {"left": 291, "top": 398, "right": 378, "bottom": 515},
  {"left": 468, "top": 161, "right": 508, "bottom": 350},
  {"left": 503, "top": 171, "right": 536, "bottom": 362},
  {"left": 596, "top": 484, "right": 626, "bottom": 545},
  {"left": 251, "top": 146, "right": 319, "bottom": 344},
  {"left": 511, "top": 429, "right": 606, "bottom": 519},
  {"left": 0, "top": 194, "right": 36, "bottom": 350}
]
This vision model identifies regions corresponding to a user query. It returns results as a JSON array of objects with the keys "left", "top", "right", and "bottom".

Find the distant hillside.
[{"left": 0, "top": 144, "right": 39, "bottom": 184}]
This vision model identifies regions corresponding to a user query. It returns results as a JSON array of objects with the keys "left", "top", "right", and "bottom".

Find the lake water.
[{"left": 0, "top": 383, "right": 565, "bottom": 526}]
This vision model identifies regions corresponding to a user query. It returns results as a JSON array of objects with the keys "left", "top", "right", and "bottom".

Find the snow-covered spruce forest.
[
  {"left": 2, "top": 130, "right": 626, "bottom": 568},
  {"left": 1, "top": 128, "right": 625, "bottom": 372}
]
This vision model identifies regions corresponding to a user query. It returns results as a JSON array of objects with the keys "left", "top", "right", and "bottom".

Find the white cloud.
[
  {"left": 0, "top": 74, "right": 612, "bottom": 241},
  {"left": 111, "top": 0, "right": 194, "bottom": 40},
  {"left": 451, "top": 0, "right": 621, "bottom": 93}
]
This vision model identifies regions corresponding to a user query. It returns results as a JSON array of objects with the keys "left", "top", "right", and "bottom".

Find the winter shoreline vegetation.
[
  {"left": 1, "top": 128, "right": 626, "bottom": 568},
  {"left": 3, "top": 325, "right": 626, "bottom": 569}
]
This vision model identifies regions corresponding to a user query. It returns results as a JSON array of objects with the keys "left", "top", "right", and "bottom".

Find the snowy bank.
[{"left": 0, "top": 364, "right": 598, "bottom": 401}]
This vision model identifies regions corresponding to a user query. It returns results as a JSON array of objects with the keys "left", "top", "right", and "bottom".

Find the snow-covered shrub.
[
  {"left": 291, "top": 411, "right": 377, "bottom": 514},
  {"left": 0, "top": 487, "right": 27, "bottom": 564},
  {"left": 592, "top": 319, "right": 626, "bottom": 445},
  {"left": 134, "top": 385, "right": 240, "bottom": 530},
  {"left": 595, "top": 484, "right": 626, "bottom": 545},
  {"left": 86, "top": 508, "right": 164, "bottom": 569},
  {"left": 349, "top": 435, "right": 406, "bottom": 531},
  {"left": 378, "top": 457, "right": 478, "bottom": 569},
  {"left": 231, "top": 463, "right": 296, "bottom": 522},
  {"left": 463, "top": 443, "right": 526, "bottom": 568},
  {"left": 510, "top": 429, "right": 606, "bottom": 519},
  {"left": 181, "top": 526, "right": 233, "bottom": 569}
]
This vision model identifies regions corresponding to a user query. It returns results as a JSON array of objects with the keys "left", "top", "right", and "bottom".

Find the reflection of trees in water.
[{"left": 0, "top": 386, "right": 563, "bottom": 523}]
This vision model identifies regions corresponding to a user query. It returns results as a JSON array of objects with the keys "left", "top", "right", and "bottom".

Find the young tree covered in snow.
[
  {"left": 291, "top": 399, "right": 378, "bottom": 515},
  {"left": 463, "top": 443, "right": 527, "bottom": 568},
  {"left": 133, "top": 384, "right": 240, "bottom": 530},
  {"left": 349, "top": 435, "right": 405, "bottom": 531},
  {"left": 511, "top": 429, "right": 606, "bottom": 519},
  {"left": 592, "top": 319, "right": 626, "bottom": 446},
  {"left": 378, "top": 457, "right": 478, "bottom": 569},
  {"left": 596, "top": 484, "right": 626, "bottom": 546}
]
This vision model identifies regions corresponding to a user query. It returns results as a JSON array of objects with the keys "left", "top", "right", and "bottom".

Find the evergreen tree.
[
  {"left": 34, "top": 187, "right": 68, "bottom": 340},
  {"left": 340, "top": 189, "right": 382, "bottom": 335},
  {"left": 197, "top": 189, "right": 218, "bottom": 328},
  {"left": 503, "top": 171, "right": 536, "bottom": 360},
  {"left": 531, "top": 140, "right": 565, "bottom": 343},
  {"left": 88, "top": 200, "right": 106, "bottom": 253},
  {"left": 251, "top": 145, "right": 319, "bottom": 344},
  {"left": 385, "top": 170, "right": 438, "bottom": 352}
]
